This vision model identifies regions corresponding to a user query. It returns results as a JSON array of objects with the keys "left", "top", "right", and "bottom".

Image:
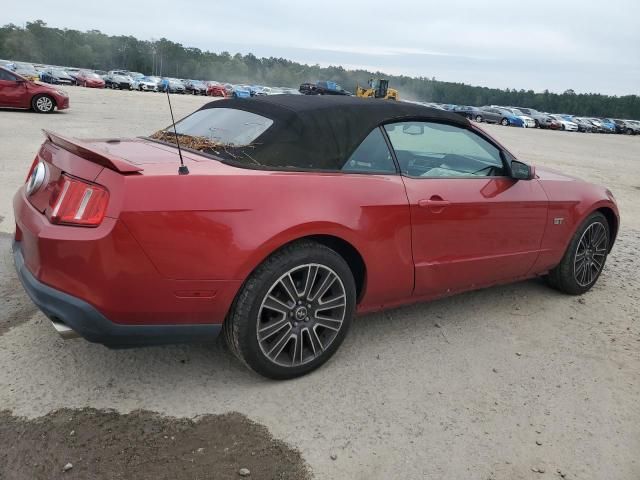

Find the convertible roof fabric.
[{"left": 198, "top": 95, "right": 469, "bottom": 170}]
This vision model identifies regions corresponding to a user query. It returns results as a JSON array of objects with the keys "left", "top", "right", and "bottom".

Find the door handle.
[{"left": 418, "top": 196, "right": 451, "bottom": 208}]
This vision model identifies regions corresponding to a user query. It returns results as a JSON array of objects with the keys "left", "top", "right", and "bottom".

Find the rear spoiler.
[{"left": 43, "top": 130, "right": 143, "bottom": 173}]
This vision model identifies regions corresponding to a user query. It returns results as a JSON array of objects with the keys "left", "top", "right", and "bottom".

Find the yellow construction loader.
[{"left": 355, "top": 78, "right": 399, "bottom": 100}]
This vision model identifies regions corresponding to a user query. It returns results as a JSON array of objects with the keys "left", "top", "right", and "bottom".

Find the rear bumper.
[{"left": 13, "top": 240, "right": 222, "bottom": 347}]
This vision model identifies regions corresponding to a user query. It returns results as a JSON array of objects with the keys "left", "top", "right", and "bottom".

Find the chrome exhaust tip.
[{"left": 50, "top": 319, "right": 80, "bottom": 340}]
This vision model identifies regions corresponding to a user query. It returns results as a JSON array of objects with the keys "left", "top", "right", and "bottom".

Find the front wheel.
[
  {"left": 501, "top": 118, "right": 509, "bottom": 126},
  {"left": 547, "top": 212, "right": 610, "bottom": 295},
  {"left": 224, "top": 241, "right": 356, "bottom": 379},
  {"left": 475, "top": 115, "right": 483, "bottom": 123},
  {"left": 32, "top": 94, "right": 55, "bottom": 113}
]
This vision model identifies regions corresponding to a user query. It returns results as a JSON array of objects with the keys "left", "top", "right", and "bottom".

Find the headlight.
[{"left": 56, "top": 90, "right": 68, "bottom": 96}]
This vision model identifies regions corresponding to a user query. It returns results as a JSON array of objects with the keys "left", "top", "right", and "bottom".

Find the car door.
[
  {"left": 0, "top": 69, "right": 28, "bottom": 108},
  {"left": 384, "top": 121, "right": 549, "bottom": 297}
]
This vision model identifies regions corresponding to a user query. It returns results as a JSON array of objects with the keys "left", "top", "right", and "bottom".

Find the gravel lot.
[{"left": 1, "top": 87, "right": 639, "bottom": 479}]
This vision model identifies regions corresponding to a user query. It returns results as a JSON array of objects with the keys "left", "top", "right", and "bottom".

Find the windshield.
[
  {"left": 150, "top": 107, "right": 274, "bottom": 161},
  {"left": 52, "top": 69, "right": 69, "bottom": 77},
  {"left": 16, "top": 64, "right": 36, "bottom": 73},
  {"left": 83, "top": 72, "right": 100, "bottom": 79}
]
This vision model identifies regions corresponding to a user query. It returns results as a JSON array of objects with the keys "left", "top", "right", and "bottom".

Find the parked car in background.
[
  {"left": 249, "top": 85, "right": 267, "bottom": 96},
  {"left": 75, "top": 71, "right": 105, "bottom": 88},
  {"left": 0, "top": 66, "right": 69, "bottom": 113},
  {"left": 452, "top": 105, "right": 480, "bottom": 120},
  {"left": 40, "top": 68, "right": 76, "bottom": 86},
  {"left": 475, "top": 107, "right": 525, "bottom": 127},
  {"left": 535, "top": 114, "right": 562, "bottom": 130},
  {"left": 109, "top": 69, "right": 132, "bottom": 78},
  {"left": 206, "top": 82, "right": 227, "bottom": 97},
  {"left": 104, "top": 73, "right": 133, "bottom": 90},
  {"left": 13, "top": 63, "right": 40, "bottom": 82},
  {"left": 231, "top": 85, "right": 251, "bottom": 98},
  {"left": 622, "top": 120, "right": 640, "bottom": 134},
  {"left": 502, "top": 107, "right": 536, "bottom": 128},
  {"left": 159, "top": 78, "right": 186, "bottom": 94},
  {"left": 585, "top": 118, "right": 605, "bottom": 133},
  {"left": 548, "top": 114, "right": 579, "bottom": 131},
  {"left": 570, "top": 117, "right": 595, "bottom": 133},
  {"left": 184, "top": 79, "right": 207, "bottom": 95},
  {"left": 599, "top": 118, "right": 617, "bottom": 133},
  {"left": 513, "top": 108, "right": 544, "bottom": 128},
  {"left": 135, "top": 76, "right": 159, "bottom": 92},
  {"left": 300, "top": 81, "right": 351, "bottom": 96}
]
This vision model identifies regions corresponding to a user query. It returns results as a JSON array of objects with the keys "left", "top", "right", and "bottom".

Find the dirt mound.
[{"left": 0, "top": 408, "right": 311, "bottom": 480}]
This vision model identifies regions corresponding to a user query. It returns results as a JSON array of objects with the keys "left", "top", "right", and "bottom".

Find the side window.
[
  {"left": 0, "top": 69, "right": 17, "bottom": 81},
  {"left": 383, "top": 121, "right": 506, "bottom": 178},
  {"left": 342, "top": 127, "right": 396, "bottom": 174}
]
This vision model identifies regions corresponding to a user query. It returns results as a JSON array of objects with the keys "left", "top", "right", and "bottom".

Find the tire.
[
  {"left": 534, "top": 119, "right": 540, "bottom": 128},
  {"left": 500, "top": 118, "right": 509, "bottom": 126},
  {"left": 224, "top": 240, "right": 356, "bottom": 379},
  {"left": 31, "top": 94, "right": 55, "bottom": 113},
  {"left": 561, "top": 124, "right": 565, "bottom": 131},
  {"left": 627, "top": 129, "right": 633, "bottom": 135},
  {"left": 547, "top": 212, "right": 610, "bottom": 295},
  {"left": 475, "top": 115, "right": 483, "bottom": 123}
]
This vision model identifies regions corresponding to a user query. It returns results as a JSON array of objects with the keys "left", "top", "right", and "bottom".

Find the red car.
[
  {"left": 75, "top": 70, "right": 105, "bottom": 89},
  {"left": 206, "top": 82, "right": 227, "bottom": 97},
  {"left": 0, "top": 66, "right": 69, "bottom": 113},
  {"left": 13, "top": 96, "right": 619, "bottom": 379}
]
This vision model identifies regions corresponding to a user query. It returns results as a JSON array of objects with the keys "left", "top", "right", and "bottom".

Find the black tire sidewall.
[
  {"left": 32, "top": 94, "right": 55, "bottom": 113},
  {"left": 229, "top": 242, "right": 356, "bottom": 379},
  {"left": 550, "top": 212, "right": 609, "bottom": 295}
]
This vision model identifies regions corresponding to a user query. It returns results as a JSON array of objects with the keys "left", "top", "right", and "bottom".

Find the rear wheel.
[
  {"left": 547, "top": 212, "right": 609, "bottom": 295},
  {"left": 224, "top": 241, "right": 356, "bottom": 379},
  {"left": 500, "top": 118, "right": 509, "bottom": 126},
  {"left": 32, "top": 94, "right": 55, "bottom": 113},
  {"left": 475, "top": 115, "right": 483, "bottom": 122}
]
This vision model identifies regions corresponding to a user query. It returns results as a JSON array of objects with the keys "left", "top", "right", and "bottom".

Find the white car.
[
  {"left": 135, "top": 76, "right": 159, "bottom": 92},
  {"left": 549, "top": 114, "right": 579, "bottom": 131}
]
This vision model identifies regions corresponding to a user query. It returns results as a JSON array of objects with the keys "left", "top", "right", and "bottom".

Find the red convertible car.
[{"left": 13, "top": 95, "right": 619, "bottom": 379}]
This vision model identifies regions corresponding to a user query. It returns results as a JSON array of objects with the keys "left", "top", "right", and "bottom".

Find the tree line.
[{"left": 1, "top": 20, "right": 638, "bottom": 119}]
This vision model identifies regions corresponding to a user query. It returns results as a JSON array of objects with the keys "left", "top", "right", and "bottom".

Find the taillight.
[
  {"left": 25, "top": 155, "right": 39, "bottom": 182},
  {"left": 48, "top": 174, "right": 109, "bottom": 227}
]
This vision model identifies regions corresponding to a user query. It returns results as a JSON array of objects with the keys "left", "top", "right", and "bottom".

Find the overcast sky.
[{"left": 5, "top": 1, "right": 639, "bottom": 95}]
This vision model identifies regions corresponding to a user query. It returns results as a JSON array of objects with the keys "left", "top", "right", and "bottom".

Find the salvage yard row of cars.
[
  {"left": 0, "top": 60, "right": 300, "bottom": 99},
  {"left": 1, "top": 59, "right": 640, "bottom": 133},
  {"left": 414, "top": 102, "right": 640, "bottom": 135}
]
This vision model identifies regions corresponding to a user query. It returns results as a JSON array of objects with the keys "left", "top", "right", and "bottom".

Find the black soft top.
[{"left": 197, "top": 95, "right": 469, "bottom": 170}]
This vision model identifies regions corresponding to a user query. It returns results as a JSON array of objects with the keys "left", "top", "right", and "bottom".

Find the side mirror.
[{"left": 511, "top": 160, "right": 535, "bottom": 180}]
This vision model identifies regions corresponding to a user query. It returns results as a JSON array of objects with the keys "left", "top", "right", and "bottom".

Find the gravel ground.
[{"left": 0, "top": 87, "right": 639, "bottom": 480}]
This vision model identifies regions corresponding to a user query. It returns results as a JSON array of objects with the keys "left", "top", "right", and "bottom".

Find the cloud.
[{"left": 3, "top": 0, "right": 639, "bottom": 95}]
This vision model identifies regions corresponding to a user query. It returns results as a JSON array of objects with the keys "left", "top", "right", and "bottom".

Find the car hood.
[
  {"left": 534, "top": 165, "right": 582, "bottom": 182},
  {"left": 32, "top": 81, "right": 59, "bottom": 90}
]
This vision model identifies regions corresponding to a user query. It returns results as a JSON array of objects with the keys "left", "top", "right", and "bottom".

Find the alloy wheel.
[
  {"left": 574, "top": 222, "right": 607, "bottom": 287},
  {"left": 36, "top": 96, "right": 53, "bottom": 112},
  {"left": 256, "top": 263, "right": 347, "bottom": 367}
]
